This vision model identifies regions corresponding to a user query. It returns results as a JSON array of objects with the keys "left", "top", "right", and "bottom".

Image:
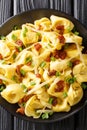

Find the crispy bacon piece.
[
  {"left": 56, "top": 25, "right": 64, "bottom": 34},
  {"left": 58, "top": 35, "right": 65, "bottom": 44},
  {"left": 34, "top": 43, "right": 42, "bottom": 51},
  {"left": 48, "top": 70, "right": 56, "bottom": 76},
  {"left": 73, "top": 60, "right": 80, "bottom": 66},
  {"left": 0, "top": 53, "right": 3, "bottom": 60},
  {"left": 26, "top": 62, "right": 32, "bottom": 66},
  {"left": 36, "top": 73, "right": 41, "bottom": 78},
  {"left": 16, "top": 64, "right": 23, "bottom": 76},
  {"left": 53, "top": 50, "right": 59, "bottom": 59},
  {"left": 52, "top": 98, "right": 58, "bottom": 106},
  {"left": 0, "top": 79, "right": 3, "bottom": 84},
  {"left": 45, "top": 56, "right": 50, "bottom": 62},
  {"left": 18, "top": 95, "right": 33, "bottom": 104},
  {"left": 58, "top": 50, "right": 67, "bottom": 60},
  {"left": 16, "top": 40, "right": 23, "bottom": 46},
  {"left": 55, "top": 80, "right": 64, "bottom": 92},
  {"left": 37, "top": 25, "right": 43, "bottom": 30},
  {"left": 16, "top": 107, "right": 25, "bottom": 115}
]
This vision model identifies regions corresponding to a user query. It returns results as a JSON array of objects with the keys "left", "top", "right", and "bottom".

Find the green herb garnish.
[
  {"left": 0, "top": 35, "right": 6, "bottom": 40},
  {"left": 20, "top": 69, "right": 26, "bottom": 76},
  {"left": 18, "top": 47, "right": 23, "bottom": 52},
  {"left": 12, "top": 53, "right": 17, "bottom": 59},
  {"left": 72, "top": 27, "right": 79, "bottom": 35},
  {"left": 81, "top": 83, "right": 87, "bottom": 90},
  {"left": 40, "top": 61, "right": 46, "bottom": 68},
  {"left": 11, "top": 34, "right": 17, "bottom": 41},
  {"left": 21, "top": 84, "right": 28, "bottom": 92},
  {"left": 42, "top": 113, "right": 49, "bottom": 119},
  {"left": 44, "top": 84, "right": 49, "bottom": 89},
  {"left": 55, "top": 71, "right": 60, "bottom": 77},
  {"left": 66, "top": 76, "right": 76, "bottom": 84},
  {"left": 25, "top": 56, "right": 32, "bottom": 64},
  {"left": 48, "top": 97, "right": 54, "bottom": 104},
  {"left": 63, "top": 92, "right": 68, "bottom": 98},
  {"left": 64, "top": 43, "right": 69, "bottom": 49},
  {"left": 11, "top": 75, "right": 18, "bottom": 82},
  {"left": 23, "top": 27, "right": 28, "bottom": 37},
  {"left": 67, "top": 61, "right": 73, "bottom": 68},
  {"left": 50, "top": 56, "right": 56, "bottom": 61},
  {"left": 74, "top": 31, "right": 79, "bottom": 35},
  {"left": 0, "top": 84, "right": 5, "bottom": 92},
  {"left": 30, "top": 81, "right": 36, "bottom": 86},
  {"left": 13, "top": 25, "right": 19, "bottom": 30}
]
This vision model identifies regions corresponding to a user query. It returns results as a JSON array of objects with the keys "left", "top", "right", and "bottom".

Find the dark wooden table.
[{"left": 0, "top": 0, "right": 87, "bottom": 130}]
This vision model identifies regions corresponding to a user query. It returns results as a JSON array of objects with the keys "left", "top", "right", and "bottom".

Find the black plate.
[{"left": 0, "top": 9, "right": 87, "bottom": 123}]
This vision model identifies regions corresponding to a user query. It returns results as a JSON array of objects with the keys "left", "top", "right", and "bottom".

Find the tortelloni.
[
  {"left": 1, "top": 84, "right": 25, "bottom": 103},
  {"left": 0, "top": 15, "right": 86, "bottom": 119}
]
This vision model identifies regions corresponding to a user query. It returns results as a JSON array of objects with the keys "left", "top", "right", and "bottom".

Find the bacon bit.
[
  {"left": 16, "top": 64, "right": 23, "bottom": 76},
  {"left": 48, "top": 70, "right": 56, "bottom": 76},
  {"left": 18, "top": 98, "right": 23, "bottom": 104},
  {"left": 16, "top": 40, "right": 23, "bottom": 46},
  {"left": 58, "top": 50, "right": 67, "bottom": 60},
  {"left": 55, "top": 80, "right": 65, "bottom": 92},
  {"left": 26, "top": 62, "right": 32, "bottom": 66},
  {"left": 45, "top": 56, "right": 50, "bottom": 62},
  {"left": 53, "top": 50, "right": 59, "bottom": 59},
  {"left": 16, "top": 107, "right": 25, "bottom": 115},
  {"left": 22, "top": 95, "right": 31, "bottom": 102},
  {"left": 37, "top": 25, "right": 43, "bottom": 30},
  {"left": 0, "top": 53, "right": 3, "bottom": 60},
  {"left": 73, "top": 60, "right": 80, "bottom": 66},
  {"left": 36, "top": 73, "right": 41, "bottom": 78},
  {"left": 0, "top": 79, "right": 3, "bottom": 84},
  {"left": 56, "top": 25, "right": 64, "bottom": 34},
  {"left": 18, "top": 95, "right": 33, "bottom": 104},
  {"left": 15, "top": 47, "right": 19, "bottom": 52},
  {"left": 52, "top": 98, "right": 58, "bottom": 106},
  {"left": 58, "top": 35, "right": 65, "bottom": 44},
  {"left": 34, "top": 43, "right": 42, "bottom": 51}
]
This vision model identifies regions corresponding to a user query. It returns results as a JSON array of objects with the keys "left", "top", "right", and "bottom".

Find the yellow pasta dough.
[{"left": 0, "top": 15, "right": 86, "bottom": 119}]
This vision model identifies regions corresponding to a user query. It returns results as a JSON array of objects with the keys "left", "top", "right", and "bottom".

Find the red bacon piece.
[
  {"left": 34, "top": 43, "right": 42, "bottom": 51},
  {"left": 55, "top": 80, "right": 65, "bottom": 92}
]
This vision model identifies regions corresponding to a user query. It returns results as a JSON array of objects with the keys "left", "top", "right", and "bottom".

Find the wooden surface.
[{"left": 0, "top": 0, "right": 87, "bottom": 130}]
